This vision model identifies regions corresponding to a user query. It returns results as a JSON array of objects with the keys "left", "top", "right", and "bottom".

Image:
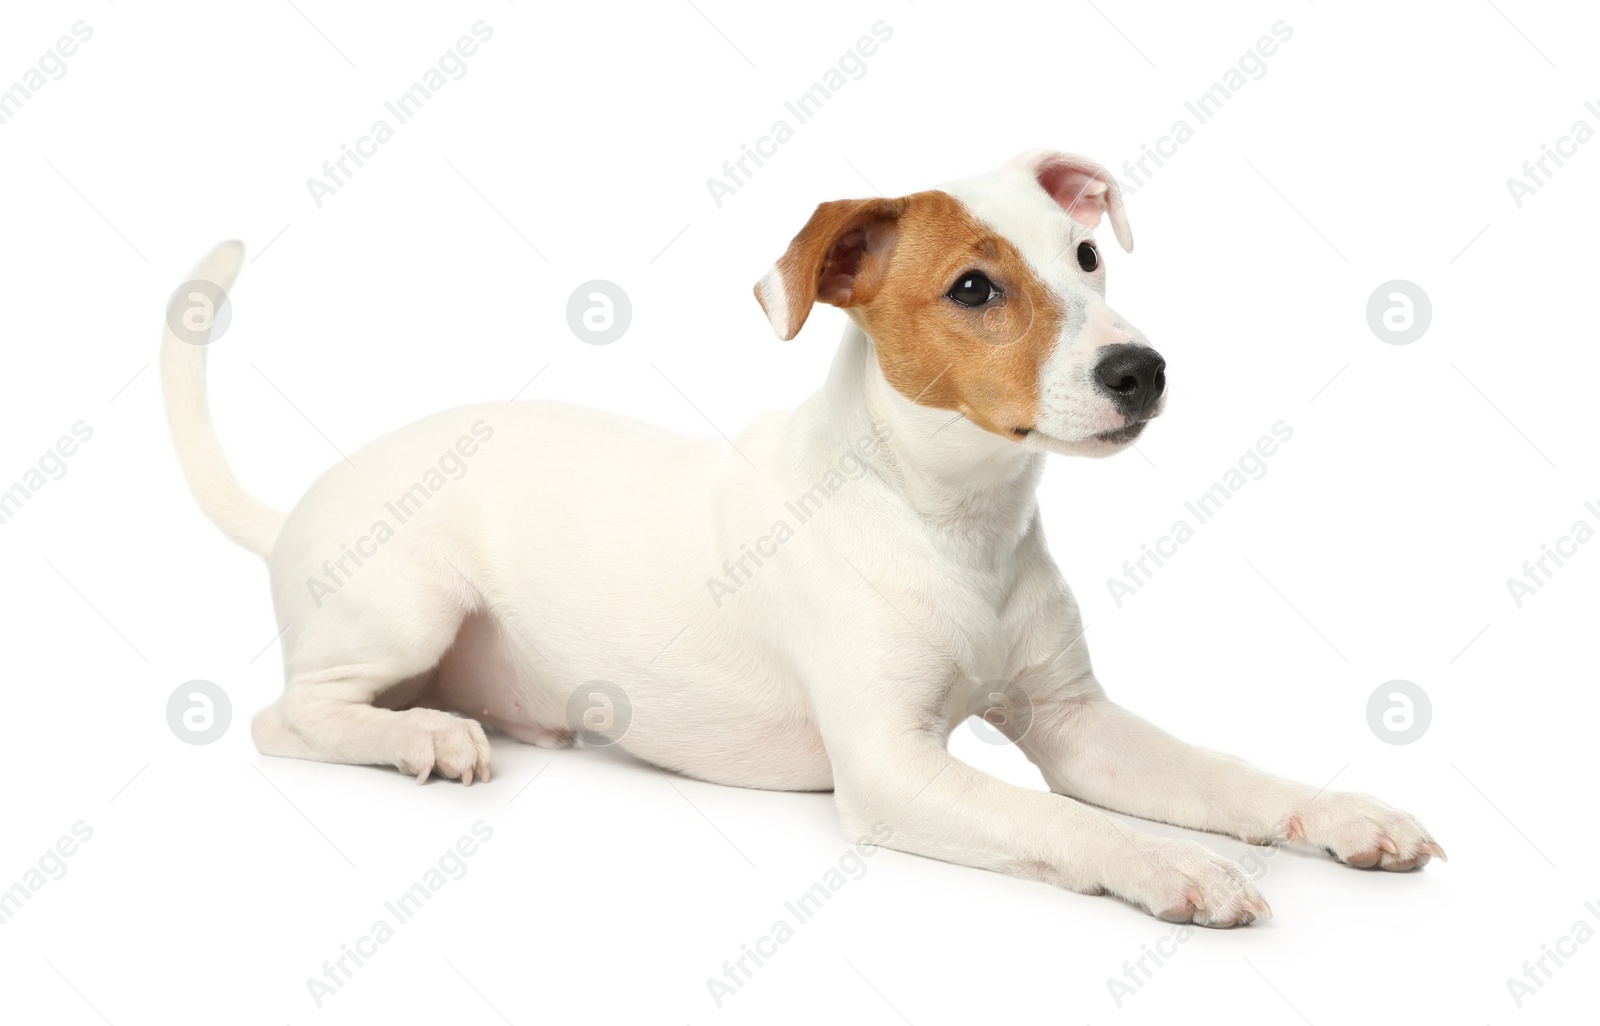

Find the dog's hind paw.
[
  {"left": 395, "top": 710, "right": 493, "bottom": 785},
  {"left": 1280, "top": 792, "right": 1445, "bottom": 871}
]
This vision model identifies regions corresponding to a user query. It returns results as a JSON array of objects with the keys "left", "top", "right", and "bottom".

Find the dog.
[{"left": 162, "top": 148, "right": 1443, "bottom": 926}]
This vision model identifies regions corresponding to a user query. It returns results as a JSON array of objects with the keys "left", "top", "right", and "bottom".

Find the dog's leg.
[
  {"left": 251, "top": 576, "right": 492, "bottom": 785},
  {"left": 823, "top": 684, "right": 1270, "bottom": 926},
  {"left": 1017, "top": 687, "right": 1445, "bottom": 870},
  {"left": 253, "top": 672, "right": 491, "bottom": 785}
]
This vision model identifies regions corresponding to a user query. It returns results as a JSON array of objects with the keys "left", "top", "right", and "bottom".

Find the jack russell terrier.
[{"left": 162, "top": 148, "right": 1443, "bottom": 925}]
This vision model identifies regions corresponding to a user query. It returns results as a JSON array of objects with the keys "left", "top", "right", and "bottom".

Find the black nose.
[{"left": 1094, "top": 344, "right": 1166, "bottom": 417}]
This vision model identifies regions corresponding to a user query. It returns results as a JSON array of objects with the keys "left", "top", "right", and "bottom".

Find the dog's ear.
[
  {"left": 754, "top": 197, "right": 906, "bottom": 340},
  {"left": 1005, "top": 149, "right": 1133, "bottom": 253}
]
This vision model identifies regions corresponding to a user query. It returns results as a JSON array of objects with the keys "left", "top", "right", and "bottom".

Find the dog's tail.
[{"left": 160, "top": 240, "right": 285, "bottom": 558}]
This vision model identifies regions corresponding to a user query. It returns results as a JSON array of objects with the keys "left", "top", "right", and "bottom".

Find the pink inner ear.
[
  {"left": 1036, "top": 162, "right": 1111, "bottom": 228},
  {"left": 817, "top": 229, "right": 867, "bottom": 304}
]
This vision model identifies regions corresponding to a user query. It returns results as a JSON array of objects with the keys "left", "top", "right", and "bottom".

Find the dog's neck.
[{"left": 816, "top": 324, "right": 1044, "bottom": 561}]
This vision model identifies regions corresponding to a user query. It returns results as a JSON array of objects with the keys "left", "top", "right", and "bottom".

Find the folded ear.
[
  {"left": 1004, "top": 149, "right": 1133, "bottom": 253},
  {"left": 754, "top": 197, "right": 905, "bottom": 340}
]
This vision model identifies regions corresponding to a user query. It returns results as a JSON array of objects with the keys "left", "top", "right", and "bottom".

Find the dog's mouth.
[
  {"left": 1012, "top": 419, "right": 1150, "bottom": 446},
  {"left": 1090, "top": 421, "right": 1147, "bottom": 444}
]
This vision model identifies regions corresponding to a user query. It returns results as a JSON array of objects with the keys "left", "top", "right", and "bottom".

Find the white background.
[{"left": 2, "top": 0, "right": 1597, "bottom": 1023}]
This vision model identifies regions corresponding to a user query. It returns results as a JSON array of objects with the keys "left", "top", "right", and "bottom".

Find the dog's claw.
[
  {"left": 1132, "top": 840, "right": 1269, "bottom": 928},
  {"left": 396, "top": 710, "right": 493, "bottom": 786}
]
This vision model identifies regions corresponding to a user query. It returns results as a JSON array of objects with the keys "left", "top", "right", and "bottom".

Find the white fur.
[
  {"left": 160, "top": 241, "right": 284, "bottom": 555},
  {"left": 756, "top": 267, "right": 790, "bottom": 341},
  {"left": 162, "top": 154, "right": 1442, "bottom": 925}
]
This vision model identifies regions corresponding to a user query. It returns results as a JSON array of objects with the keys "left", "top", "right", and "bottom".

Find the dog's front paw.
[
  {"left": 1120, "top": 839, "right": 1272, "bottom": 928},
  {"left": 395, "top": 710, "right": 492, "bottom": 785},
  {"left": 1280, "top": 792, "right": 1445, "bottom": 870}
]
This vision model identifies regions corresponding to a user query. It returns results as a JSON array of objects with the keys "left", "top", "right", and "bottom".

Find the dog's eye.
[
  {"left": 1077, "top": 242, "right": 1099, "bottom": 273},
  {"left": 947, "top": 271, "right": 998, "bottom": 308}
]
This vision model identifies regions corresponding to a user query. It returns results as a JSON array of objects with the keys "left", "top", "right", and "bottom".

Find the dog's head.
[{"left": 755, "top": 149, "right": 1164, "bottom": 457}]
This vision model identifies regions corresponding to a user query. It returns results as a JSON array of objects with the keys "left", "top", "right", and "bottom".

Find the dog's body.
[{"left": 164, "top": 150, "right": 1442, "bottom": 925}]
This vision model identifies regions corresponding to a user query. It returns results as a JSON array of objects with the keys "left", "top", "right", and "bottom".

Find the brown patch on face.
[
  {"left": 755, "top": 191, "right": 1064, "bottom": 439},
  {"left": 847, "top": 191, "right": 1064, "bottom": 437}
]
